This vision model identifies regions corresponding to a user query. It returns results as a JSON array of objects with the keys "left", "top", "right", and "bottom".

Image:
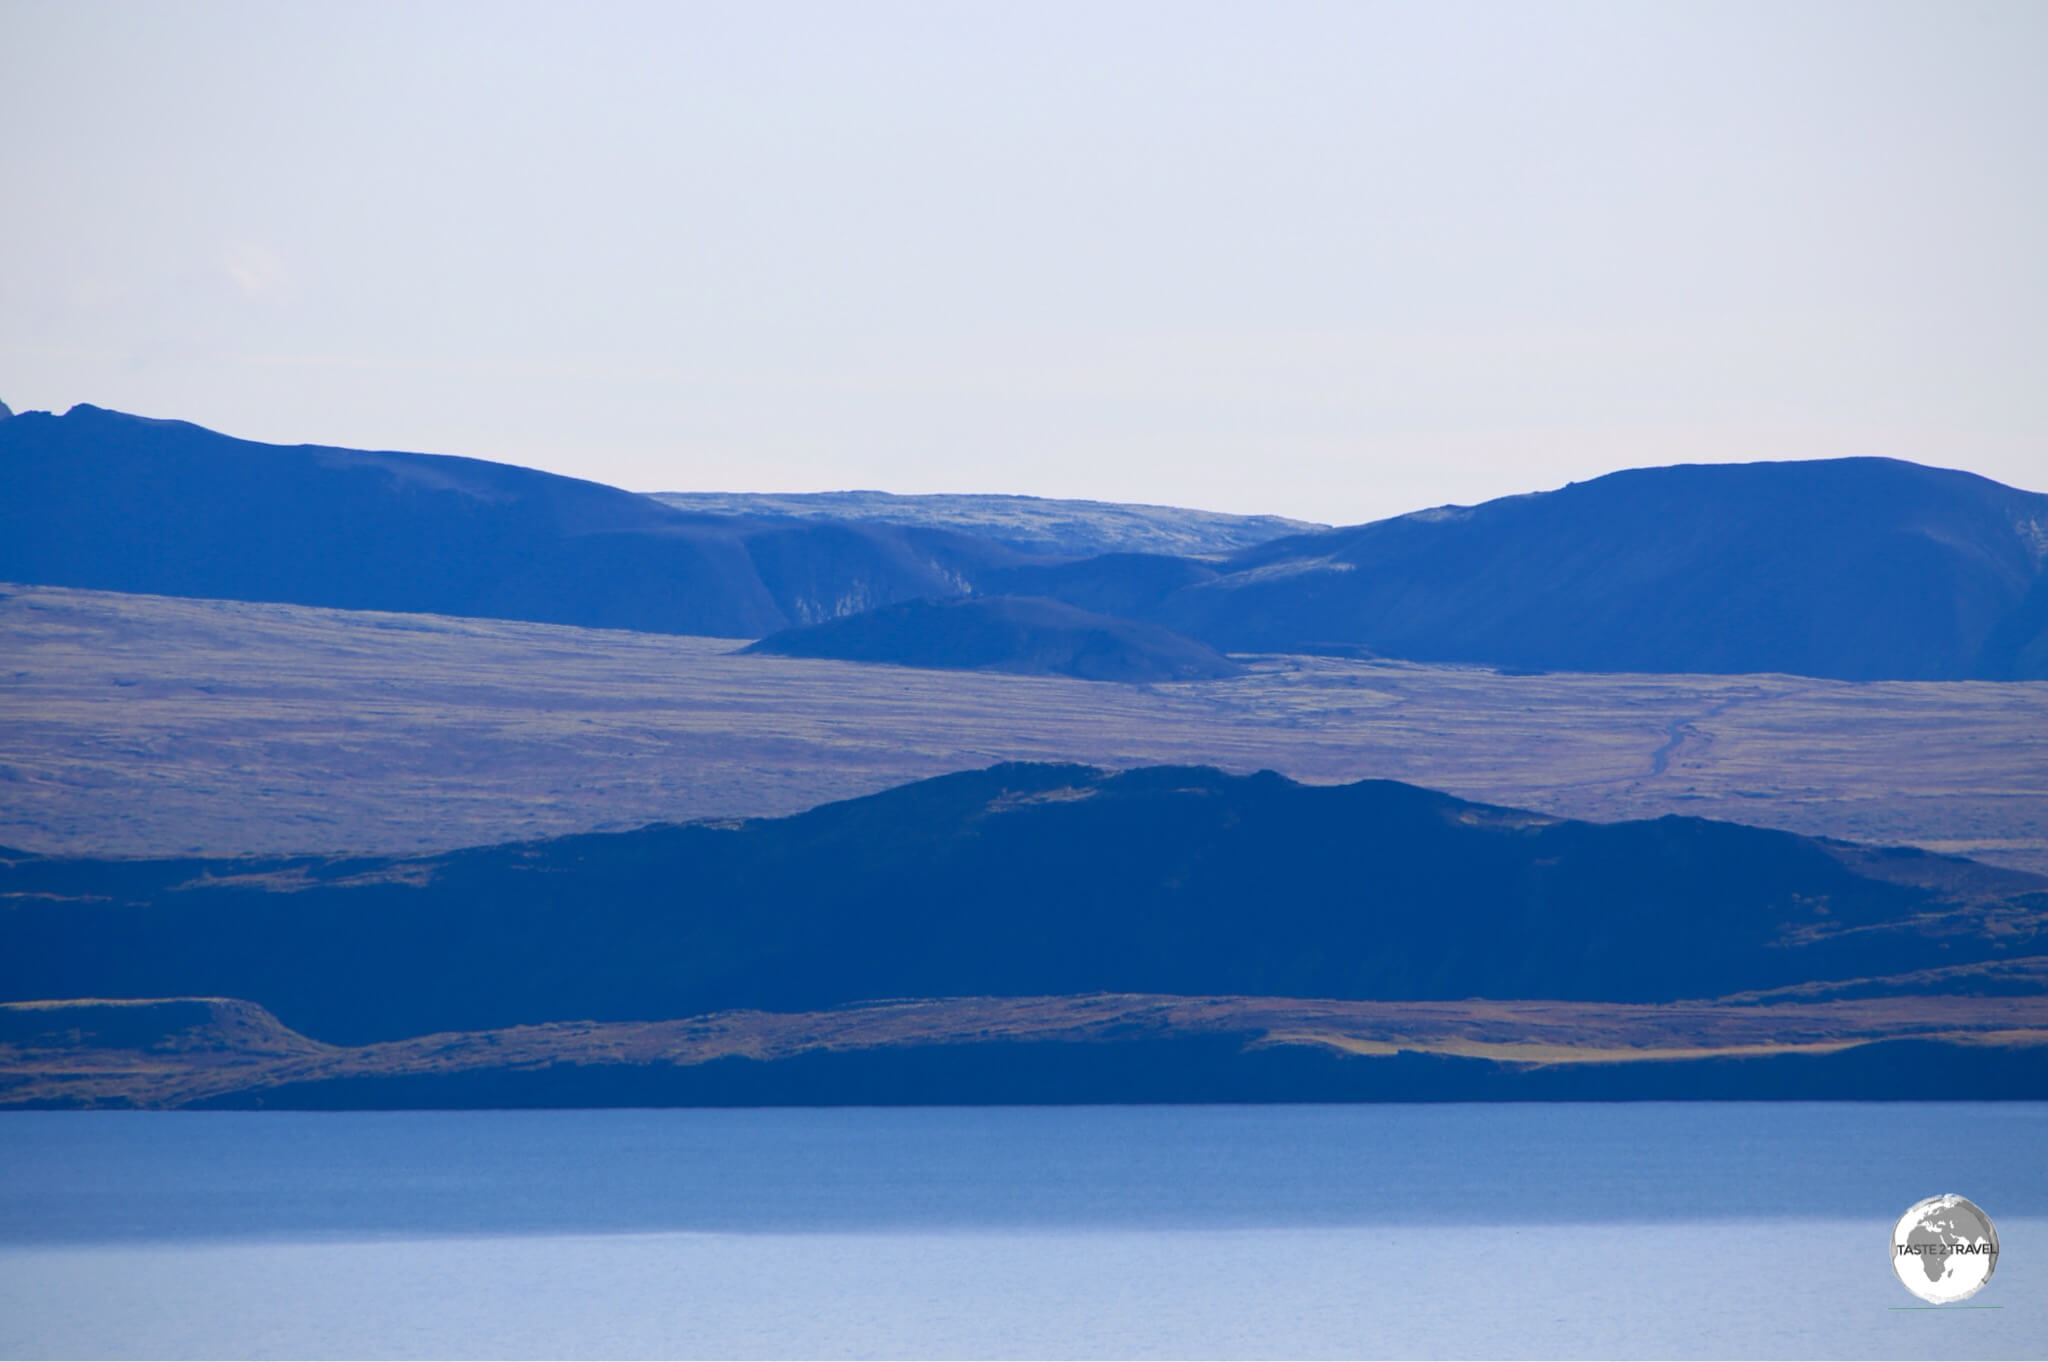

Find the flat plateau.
[
  {"left": 4, "top": 583, "right": 2044, "bottom": 871},
  {"left": 7, "top": 987, "right": 2046, "bottom": 1108}
]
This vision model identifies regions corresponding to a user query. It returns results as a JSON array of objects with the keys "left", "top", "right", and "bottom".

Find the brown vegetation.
[
  {"left": 7, "top": 974, "right": 2047, "bottom": 1109},
  {"left": 4, "top": 583, "right": 2044, "bottom": 870}
]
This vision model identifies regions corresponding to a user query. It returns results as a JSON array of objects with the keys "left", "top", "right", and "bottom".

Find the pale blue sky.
[{"left": 3, "top": 0, "right": 2043, "bottom": 522}]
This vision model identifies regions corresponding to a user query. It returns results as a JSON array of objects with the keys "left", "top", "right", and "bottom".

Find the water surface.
[{"left": 2, "top": 1103, "right": 2041, "bottom": 1358}]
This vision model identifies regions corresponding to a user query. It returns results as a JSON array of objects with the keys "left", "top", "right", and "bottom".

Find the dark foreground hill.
[
  {"left": 0, "top": 404, "right": 1026, "bottom": 636},
  {"left": 4, "top": 764, "right": 2042, "bottom": 1050},
  {"left": 744, "top": 595, "right": 1242, "bottom": 681},
  {"left": 1015, "top": 457, "right": 2048, "bottom": 680}
]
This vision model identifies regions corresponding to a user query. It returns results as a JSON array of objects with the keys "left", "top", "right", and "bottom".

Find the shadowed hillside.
[
  {"left": 4, "top": 764, "right": 2041, "bottom": 1046},
  {"left": 744, "top": 595, "right": 1242, "bottom": 681},
  {"left": 1125, "top": 458, "right": 2048, "bottom": 680},
  {"left": 0, "top": 404, "right": 1025, "bottom": 636},
  {"left": 9, "top": 406, "right": 2046, "bottom": 680}
]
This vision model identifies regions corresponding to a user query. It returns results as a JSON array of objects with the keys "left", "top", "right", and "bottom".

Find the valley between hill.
[{"left": 4, "top": 582, "right": 2044, "bottom": 871}]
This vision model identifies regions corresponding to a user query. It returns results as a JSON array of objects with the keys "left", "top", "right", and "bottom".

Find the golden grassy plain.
[{"left": 3, "top": 582, "right": 2044, "bottom": 870}]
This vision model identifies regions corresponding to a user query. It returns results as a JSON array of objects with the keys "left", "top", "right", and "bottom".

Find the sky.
[{"left": 2, "top": 0, "right": 2044, "bottom": 525}]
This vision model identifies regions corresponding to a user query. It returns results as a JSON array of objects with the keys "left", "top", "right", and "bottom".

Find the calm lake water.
[{"left": 1, "top": 1103, "right": 2042, "bottom": 1359}]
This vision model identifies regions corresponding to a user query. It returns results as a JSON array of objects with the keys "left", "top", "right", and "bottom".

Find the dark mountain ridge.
[
  {"left": 0, "top": 404, "right": 1025, "bottom": 637},
  {"left": 1003, "top": 457, "right": 2048, "bottom": 680},
  {"left": 4, "top": 764, "right": 2041, "bottom": 1046},
  {"left": 8, "top": 403, "right": 2046, "bottom": 678}
]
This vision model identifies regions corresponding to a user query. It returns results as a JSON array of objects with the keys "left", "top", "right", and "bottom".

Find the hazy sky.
[{"left": 3, "top": 1, "right": 2044, "bottom": 523}]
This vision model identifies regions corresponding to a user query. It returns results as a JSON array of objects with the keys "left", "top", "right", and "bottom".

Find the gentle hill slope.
[
  {"left": 1121, "top": 458, "right": 2048, "bottom": 680},
  {"left": 744, "top": 595, "right": 1242, "bottom": 681},
  {"left": 9, "top": 583, "right": 2044, "bottom": 871},
  {"left": 4, "top": 764, "right": 2042, "bottom": 1046},
  {"left": 9, "top": 405, "right": 2045, "bottom": 679},
  {"left": 0, "top": 404, "right": 1024, "bottom": 636},
  {"left": 808, "top": 457, "right": 2048, "bottom": 681},
  {"left": 651, "top": 490, "right": 1321, "bottom": 558}
]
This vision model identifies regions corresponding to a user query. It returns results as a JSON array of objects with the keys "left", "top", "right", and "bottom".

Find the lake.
[{"left": 2, "top": 1103, "right": 2041, "bottom": 1358}]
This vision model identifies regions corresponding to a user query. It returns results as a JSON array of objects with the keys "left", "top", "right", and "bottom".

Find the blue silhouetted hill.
[
  {"left": 10, "top": 404, "right": 2047, "bottom": 679},
  {"left": 1035, "top": 458, "right": 2047, "bottom": 679},
  {"left": 3, "top": 763, "right": 2040, "bottom": 1045},
  {"left": 744, "top": 595, "right": 1242, "bottom": 681},
  {"left": 0, "top": 404, "right": 1024, "bottom": 636}
]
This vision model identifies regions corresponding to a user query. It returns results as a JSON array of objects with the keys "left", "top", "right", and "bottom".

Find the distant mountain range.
[
  {"left": 6, "top": 402, "right": 2046, "bottom": 679},
  {"left": 0, "top": 404, "right": 1025, "bottom": 637},
  {"left": 8, "top": 401, "right": 2044, "bottom": 1109},
  {"left": 4, "top": 763, "right": 2044, "bottom": 1105},
  {"left": 1138, "top": 459, "right": 2048, "bottom": 680},
  {"left": 979, "top": 458, "right": 2048, "bottom": 680}
]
